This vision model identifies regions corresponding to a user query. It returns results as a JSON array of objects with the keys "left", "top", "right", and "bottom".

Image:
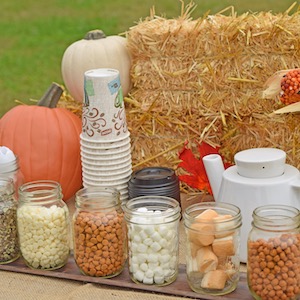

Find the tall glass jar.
[
  {"left": 183, "top": 202, "right": 242, "bottom": 296},
  {"left": 247, "top": 205, "right": 300, "bottom": 300},
  {"left": 17, "top": 180, "right": 70, "bottom": 270},
  {"left": 123, "top": 195, "right": 181, "bottom": 286},
  {"left": 0, "top": 178, "right": 20, "bottom": 264},
  {"left": 73, "top": 187, "right": 126, "bottom": 278}
]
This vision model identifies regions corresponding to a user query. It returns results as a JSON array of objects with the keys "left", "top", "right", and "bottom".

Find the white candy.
[
  {"left": 128, "top": 208, "right": 178, "bottom": 285},
  {"left": 17, "top": 205, "right": 70, "bottom": 269}
]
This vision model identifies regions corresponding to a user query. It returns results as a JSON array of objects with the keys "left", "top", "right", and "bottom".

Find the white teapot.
[{"left": 203, "top": 148, "right": 300, "bottom": 262}]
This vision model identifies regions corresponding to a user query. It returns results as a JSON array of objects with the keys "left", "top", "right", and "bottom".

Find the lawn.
[{"left": 0, "top": 0, "right": 297, "bottom": 117}]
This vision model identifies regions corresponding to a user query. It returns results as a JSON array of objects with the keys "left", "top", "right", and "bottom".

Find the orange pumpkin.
[{"left": 0, "top": 83, "right": 82, "bottom": 200}]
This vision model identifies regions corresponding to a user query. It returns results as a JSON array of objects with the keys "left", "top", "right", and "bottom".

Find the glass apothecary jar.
[
  {"left": 17, "top": 180, "right": 70, "bottom": 270},
  {"left": 183, "top": 202, "right": 242, "bottom": 296},
  {"left": 73, "top": 187, "right": 126, "bottom": 278},
  {"left": 247, "top": 205, "right": 300, "bottom": 300},
  {"left": 0, "top": 178, "right": 20, "bottom": 264},
  {"left": 123, "top": 195, "right": 181, "bottom": 286}
]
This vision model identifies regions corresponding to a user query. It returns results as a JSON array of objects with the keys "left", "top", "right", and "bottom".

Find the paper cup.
[
  {"left": 82, "top": 69, "right": 128, "bottom": 140},
  {"left": 82, "top": 159, "right": 132, "bottom": 172},
  {"left": 83, "top": 178, "right": 130, "bottom": 188},
  {"left": 80, "top": 132, "right": 130, "bottom": 147},
  {"left": 81, "top": 154, "right": 132, "bottom": 167},
  {"left": 82, "top": 165, "right": 132, "bottom": 177},
  {"left": 81, "top": 147, "right": 131, "bottom": 160},
  {"left": 82, "top": 170, "right": 132, "bottom": 182},
  {"left": 81, "top": 142, "right": 131, "bottom": 156}
]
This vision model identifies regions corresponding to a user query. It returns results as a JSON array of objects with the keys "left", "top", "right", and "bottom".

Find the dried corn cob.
[{"left": 280, "top": 69, "right": 300, "bottom": 105}]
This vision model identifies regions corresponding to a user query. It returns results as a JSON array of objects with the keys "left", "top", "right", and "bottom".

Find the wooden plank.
[{"left": 0, "top": 256, "right": 253, "bottom": 299}]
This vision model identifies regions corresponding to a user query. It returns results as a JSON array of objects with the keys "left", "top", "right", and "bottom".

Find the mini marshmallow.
[
  {"left": 143, "top": 276, "right": 154, "bottom": 285},
  {"left": 154, "top": 275, "right": 165, "bottom": 284},
  {"left": 137, "top": 243, "right": 148, "bottom": 253},
  {"left": 150, "top": 241, "right": 162, "bottom": 252},
  {"left": 139, "top": 262, "right": 148, "bottom": 272},
  {"left": 148, "top": 253, "right": 159, "bottom": 263},
  {"left": 134, "top": 270, "right": 145, "bottom": 282},
  {"left": 137, "top": 207, "right": 148, "bottom": 213},
  {"left": 151, "top": 231, "right": 162, "bottom": 242},
  {"left": 143, "top": 237, "right": 153, "bottom": 246}
]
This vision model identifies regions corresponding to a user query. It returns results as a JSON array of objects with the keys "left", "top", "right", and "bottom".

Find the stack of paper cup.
[{"left": 80, "top": 68, "right": 132, "bottom": 203}]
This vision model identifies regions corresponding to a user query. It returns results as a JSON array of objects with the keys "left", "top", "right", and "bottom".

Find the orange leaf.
[{"left": 178, "top": 142, "right": 231, "bottom": 194}]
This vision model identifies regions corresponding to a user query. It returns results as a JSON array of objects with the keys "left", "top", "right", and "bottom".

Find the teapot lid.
[{"left": 234, "top": 148, "right": 286, "bottom": 178}]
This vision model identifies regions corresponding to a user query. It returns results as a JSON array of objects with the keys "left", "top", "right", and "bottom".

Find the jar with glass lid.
[
  {"left": 247, "top": 205, "right": 300, "bottom": 300},
  {"left": 73, "top": 186, "right": 127, "bottom": 278},
  {"left": 0, "top": 178, "right": 19, "bottom": 264},
  {"left": 17, "top": 180, "right": 70, "bottom": 270}
]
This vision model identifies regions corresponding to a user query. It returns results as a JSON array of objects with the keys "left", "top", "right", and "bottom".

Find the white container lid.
[
  {"left": 234, "top": 148, "right": 286, "bottom": 178},
  {"left": 0, "top": 146, "right": 17, "bottom": 173}
]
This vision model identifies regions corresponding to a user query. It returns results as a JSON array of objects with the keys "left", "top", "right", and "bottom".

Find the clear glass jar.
[
  {"left": 247, "top": 205, "right": 300, "bottom": 300},
  {"left": 0, "top": 178, "right": 20, "bottom": 264},
  {"left": 0, "top": 156, "right": 24, "bottom": 196},
  {"left": 183, "top": 202, "right": 242, "bottom": 296},
  {"left": 73, "top": 186, "right": 126, "bottom": 278},
  {"left": 17, "top": 180, "right": 70, "bottom": 270},
  {"left": 123, "top": 195, "right": 181, "bottom": 286}
]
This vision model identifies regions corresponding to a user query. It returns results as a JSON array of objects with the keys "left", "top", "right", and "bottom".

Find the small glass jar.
[
  {"left": 73, "top": 187, "right": 126, "bottom": 278},
  {"left": 247, "top": 205, "right": 300, "bottom": 300},
  {"left": 0, "top": 178, "right": 20, "bottom": 264},
  {"left": 0, "top": 156, "right": 24, "bottom": 196},
  {"left": 183, "top": 202, "right": 242, "bottom": 296},
  {"left": 123, "top": 195, "right": 181, "bottom": 286},
  {"left": 17, "top": 180, "right": 70, "bottom": 270}
]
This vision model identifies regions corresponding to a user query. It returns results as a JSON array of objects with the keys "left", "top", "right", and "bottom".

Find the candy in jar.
[
  {"left": 248, "top": 205, "right": 300, "bottom": 300},
  {"left": 73, "top": 187, "right": 126, "bottom": 277},
  {"left": 17, "top": 180, "right": 70, "bottom": 270},
  {"left": 183, "top": 202, "right": 242, "bottom": 296},
  {"left": 0, "top": 178, "right": 19, "bottom": 264},
  {"left": 123, "top": 195, "right": 181, "bottom": 286}
]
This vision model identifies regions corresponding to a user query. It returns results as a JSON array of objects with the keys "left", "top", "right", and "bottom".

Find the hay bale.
[{"left": 125, "top": 2, "right": 300, "bottom": 172}]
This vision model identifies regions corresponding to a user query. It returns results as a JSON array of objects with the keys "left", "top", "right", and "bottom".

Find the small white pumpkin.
[{"left": 61, "top": 29, "right": 132, "bottom": 102}]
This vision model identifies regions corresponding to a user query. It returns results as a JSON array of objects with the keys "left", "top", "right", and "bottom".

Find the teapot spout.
[{"left": 203, "top": 154, "right": 225, "bottom": 201}]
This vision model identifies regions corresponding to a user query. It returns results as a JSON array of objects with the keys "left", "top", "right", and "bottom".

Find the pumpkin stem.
[
  {"left": 37, "top": 82, "right": 63, "bottom": 108},
  {"left": 84, "top": 29, "right": 106, "bottom": 40}
]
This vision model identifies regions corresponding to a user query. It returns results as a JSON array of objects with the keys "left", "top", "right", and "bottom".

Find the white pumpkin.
[{"left": 61, "top": 29, "right": 132, "bottom": 102}]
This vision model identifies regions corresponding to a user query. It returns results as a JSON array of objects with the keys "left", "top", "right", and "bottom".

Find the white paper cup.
[
  {"left": 82, "top": 69, "right": 128, "bottom": 140},
  {"left": 81, "top": 142, "right": 131, "bottom": 155},
  {"left": 82, "top": 170, "right": 132, "bottom": 182},
  {"left": 81, "top": 147, "right": 131, "bottom": 160},
  {"left": 82, "top": 165, "right": 132, "bottom": 177},
  {"left": 82, "top": 159, "right": 132, "bottom": 172},
  {"left": 83, "top": 178, "right": 130, "bottom": 188},
  {"left": 81, "top": 154, "right": 132, "bottom": 167},
  {"left": 80, "top": 132, "right": 130, "bottom": 147}
]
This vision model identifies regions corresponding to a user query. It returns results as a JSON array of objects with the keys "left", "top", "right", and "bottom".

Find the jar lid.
[
  {"left": 129, "top": 167, "right": 178, "bottom": 188},
  {"left": 0, "top": 146, "right": 18, "bottom": 173}
]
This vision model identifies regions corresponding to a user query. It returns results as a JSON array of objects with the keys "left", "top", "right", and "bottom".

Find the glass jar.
[
  {"left": 0, "top": 155, "right": 24, "bottom": 196},
  {"left": 123, "top": 195, "right": 181, "bottom": 286},
  {"left": 17, "top": 180, "right": 70, "bottom": 270},
  {"left": 0, "top": 178, "right": 20, "bottom": 264},
  {"left": 73, "top": 186, "right": 126, "bottom": 278},
  {"left": 183, "top": 202, "right": 242, "bottom": 296},
  {"left": 247, "top": 205, "right": 300, "bottom": 300}
]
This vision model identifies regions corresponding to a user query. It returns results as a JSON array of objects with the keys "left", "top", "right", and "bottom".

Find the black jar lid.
[{"left": 129, "top": 167, "right": 178, "bottom": 189}]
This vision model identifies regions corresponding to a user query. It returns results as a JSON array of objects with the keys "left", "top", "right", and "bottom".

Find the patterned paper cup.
[
  {"left": 81, "top": 147, "right": 131, "bottom": 160},
  {"left": 81, "top": 69, "right": 128, "bottom": 141},
  {"left": 82, "top": 159, "right": 132, "bottom": 172}
]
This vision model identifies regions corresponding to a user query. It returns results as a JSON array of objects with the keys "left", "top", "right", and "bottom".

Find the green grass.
[{"left": 0, "top": 0, "right": 297, "bottom": 117}]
